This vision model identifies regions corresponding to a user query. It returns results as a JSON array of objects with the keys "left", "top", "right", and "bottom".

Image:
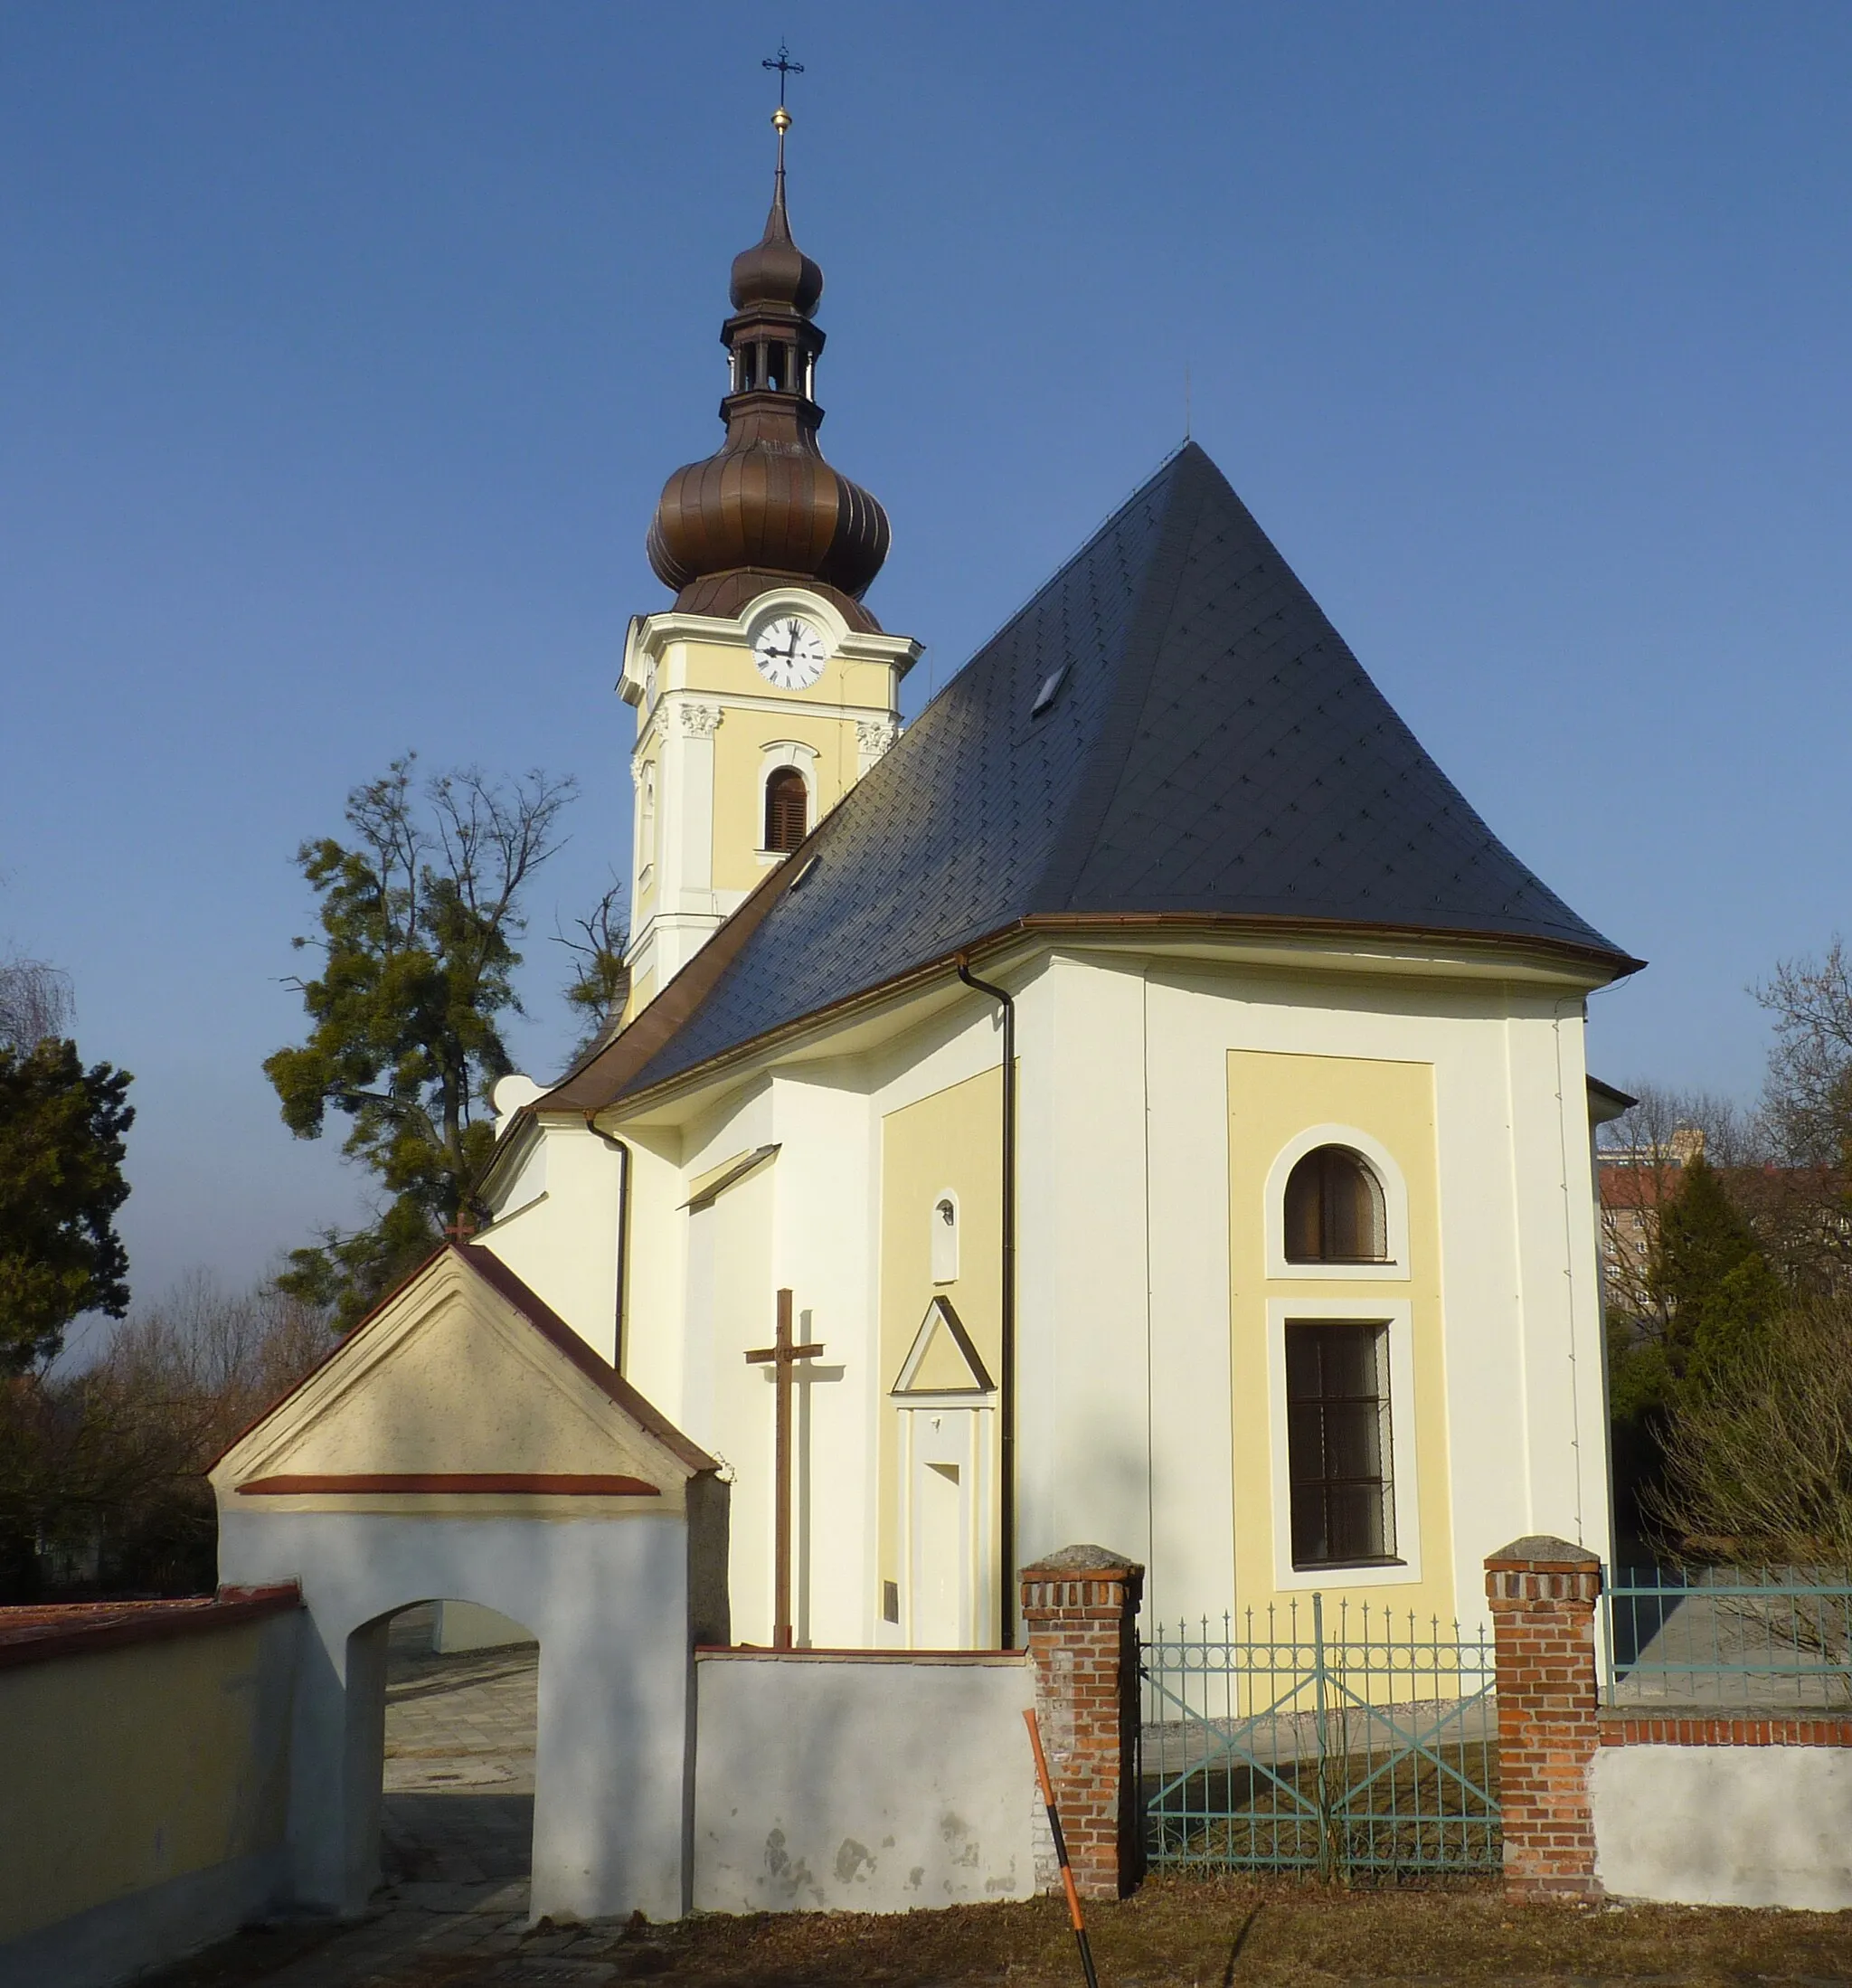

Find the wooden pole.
[
  {"left": 1024, "top": 1707, "right": 1101, "bottom": 1988},
  {"left": 771, "top": 1288, "right": 793, "bottom": 1648}
]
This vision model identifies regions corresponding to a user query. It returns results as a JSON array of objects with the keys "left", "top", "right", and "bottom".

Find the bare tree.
[
  {"left": 1760, "top": 940, "right": 1852, "bottom": 1167},
  {"left": 1649, "top": 1290, "right": 1852, "bottom": 1572},
  {"left": 1753, "top": 942, "right": 1852, "bottom": 1285},
  {"left": 98, "top": 1272, "right": 333, "bottom": 1451},
  {"left": 0, "top": 1273, "right": 334, "bottom": 1598},
  {"left": 554, "top": 877, "right": 629, "bottom": 1066},
  {"left": 0, "top": 952, "right": 74, "bottom": 1051}
]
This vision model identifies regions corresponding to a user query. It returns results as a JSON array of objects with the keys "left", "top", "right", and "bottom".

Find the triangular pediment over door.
[{"left": 892, "top": 1295, "right": 996, "bottom": 1397}]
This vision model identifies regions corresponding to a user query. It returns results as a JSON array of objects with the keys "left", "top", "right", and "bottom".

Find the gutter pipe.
[
  {"left": 955, "top": 952, "right": 1017, "bottom": 1650},
  {"left": 583, "top": 1113, "right": 631, "bottom": 1368}
]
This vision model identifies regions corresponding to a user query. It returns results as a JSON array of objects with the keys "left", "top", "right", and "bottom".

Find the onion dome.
[
  {"left": 729, "top": 168, "right": 823, "bottom": 317},
  {"left": 647, "top": 107, "right": 890, "bottom": 632}
]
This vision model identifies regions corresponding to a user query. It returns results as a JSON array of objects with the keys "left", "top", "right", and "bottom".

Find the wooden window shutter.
[{"left": 765, "top": 767, "right": 808, "bottom": 853}]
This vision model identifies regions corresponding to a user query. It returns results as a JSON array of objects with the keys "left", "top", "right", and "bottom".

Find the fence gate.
[{"left": 1141, "top": 1595, "right": 1499, "bottom": 1876}]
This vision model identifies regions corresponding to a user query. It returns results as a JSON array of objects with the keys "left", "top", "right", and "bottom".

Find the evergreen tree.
[
  {"left": 265, "top": 756, "right": 575, "bottom": 1330},
  {"left": 0, "top": 1038, "right": 134, "bottom": 1370},
  {"left": 1608, "top": 1150, "right": 1783, "bottom": 1551},
  {"left": 1649, "top": 1152, "right": 1783, "bottom": 1386}
]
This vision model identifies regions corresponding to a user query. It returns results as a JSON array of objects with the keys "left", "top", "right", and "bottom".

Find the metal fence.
[
  {"left": 1604, "top": 1567, "right": 1852, "bottom": 1712},
  {"left": 1141, "top": 1595, "right": 1499, "bottom": 1878}
]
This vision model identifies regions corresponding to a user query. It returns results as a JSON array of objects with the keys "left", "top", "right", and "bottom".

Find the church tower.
[{"left": 619, "top": 100, "right": 920, "bottom": 1018}]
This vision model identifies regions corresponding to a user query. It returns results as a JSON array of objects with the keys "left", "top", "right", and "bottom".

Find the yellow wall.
[
  {"left": 214, "top": 1252, "right": 696, "bottom": 1519},
  {"left": 1227, "top": 1050, "right": 1455, "bottom": 1633},
  {"left": 709, "top": 710, "right": 866, "bottom": 896},
  {"left": 0, "top": 1614, "right": 293, "bottom": 1942},
  {"left": 657, "top": 632, "right": 900, "bottom": 901},
  {"left": 668, "top": 635, "right": 899, "bottom": 711},
  {"left": 876, "top": 1067, "right": 1004, "bottom": 1614}
]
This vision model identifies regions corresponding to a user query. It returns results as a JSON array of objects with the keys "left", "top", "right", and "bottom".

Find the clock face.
[{"left": 753, "top": 616, "right": 827, "bottom": 690}]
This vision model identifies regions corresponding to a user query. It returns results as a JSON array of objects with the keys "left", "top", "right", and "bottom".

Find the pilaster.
[{"left": 1485, "top": 1536, "right": 1603, "bottom": 1901}]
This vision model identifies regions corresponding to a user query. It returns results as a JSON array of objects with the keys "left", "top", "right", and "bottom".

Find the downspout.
[
  {"left": 583, "top": 1113, "right": 631, "bottom": 1369},
  {"left": 955, "top": 953, "right": 1017, "bottom": 1650}
]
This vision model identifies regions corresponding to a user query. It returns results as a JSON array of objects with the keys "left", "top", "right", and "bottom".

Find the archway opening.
[{"left": 379, "top": 1600, "right": 538, "bottom": 1908}]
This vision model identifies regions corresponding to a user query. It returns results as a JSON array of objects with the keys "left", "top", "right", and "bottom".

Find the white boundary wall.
[
  {"left": 692, "top": 1651, "right": 1038, "bottom": 1911},
  {"left": 1592, "top": 1746, "right": 1852, "bottom": 1910}
]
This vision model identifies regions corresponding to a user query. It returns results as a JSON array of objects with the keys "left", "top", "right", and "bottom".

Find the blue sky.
[{"left": 5, "top": 3, "right": 1849, "bottom": 1324}]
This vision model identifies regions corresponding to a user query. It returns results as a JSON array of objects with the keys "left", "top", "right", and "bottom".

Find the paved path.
[{"left": 380, "top": 1605, "right": 540, "bottom": 1900}]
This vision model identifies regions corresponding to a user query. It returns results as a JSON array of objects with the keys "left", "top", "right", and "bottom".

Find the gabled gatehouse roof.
[{"left": 550, "top": 442, "right": 1637, "bottom": 1111}]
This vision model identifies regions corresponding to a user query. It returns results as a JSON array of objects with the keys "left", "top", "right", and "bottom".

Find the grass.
[
  {"left": 147, "top": 1874, "right": 1852, "bottom": 1985},
  {"left": 1148, "top": 1736, "right": 1501, "bottom": 1877},
  {"left": 623, "top": 1876, "right": 1852, "bottom": 1984}
]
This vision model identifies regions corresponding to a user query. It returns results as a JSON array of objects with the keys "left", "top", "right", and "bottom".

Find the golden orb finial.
[{"left": 771, "top": 104, "right": 792, "bottom": 135}]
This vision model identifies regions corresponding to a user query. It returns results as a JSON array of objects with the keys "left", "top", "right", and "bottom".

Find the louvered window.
[
  {"left": 764, "top": 767, "right": 808, "bottom": 852},
  {"left": 1283, "top": 1146, "right": 1388, "bottom": 1263}
]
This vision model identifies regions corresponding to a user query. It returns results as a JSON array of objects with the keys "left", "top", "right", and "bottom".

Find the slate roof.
[{"left": 550, "top": 442, "right": 1635, "bottom": 1111}]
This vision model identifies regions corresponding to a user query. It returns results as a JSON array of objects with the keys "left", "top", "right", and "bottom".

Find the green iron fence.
[
  {"left": 1141, "top": 1595, "right": 1498, "bottom": 1877},
  {"left": 1604, "top": 1567, "right": 1852, "bottom": 1712}
]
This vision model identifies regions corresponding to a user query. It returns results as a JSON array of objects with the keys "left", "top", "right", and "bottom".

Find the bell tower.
[{"left": 619, "top": 83, "right": 919, "bottom": 1021}]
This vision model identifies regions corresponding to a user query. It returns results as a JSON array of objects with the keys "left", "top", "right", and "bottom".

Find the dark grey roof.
[{"left": 567, "top": 443, "right": 1635, "bottom": 1107}]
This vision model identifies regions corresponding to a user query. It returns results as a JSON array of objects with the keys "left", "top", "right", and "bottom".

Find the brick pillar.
[
  {"left": 1485, "top": 1536, "right": 1603, "bottom": 1902},
  {"left": 1019, "top": 1544, "right": 1145, "bottom": 1900}
]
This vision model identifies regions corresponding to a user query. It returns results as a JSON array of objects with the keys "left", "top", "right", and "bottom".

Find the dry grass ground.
[{"left": 147, "top": 1875, "right": 1852, "bottom": 1986}]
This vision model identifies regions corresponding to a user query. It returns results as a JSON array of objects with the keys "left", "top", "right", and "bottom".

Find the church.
[{"left": 289, "top": 109, "right": 1639, "bottom": 1656}]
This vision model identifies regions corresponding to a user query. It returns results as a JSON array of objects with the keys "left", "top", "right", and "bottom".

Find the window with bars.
[
  {"left": 1283, "top": 1145, "right": 1388, "bottom": 1263},
  {"left": 764, "top": 767, "right": 808, "bottom": 852},
  {"left": 1285, "top": 1321, "right": 1397, "bottom": 1567}
]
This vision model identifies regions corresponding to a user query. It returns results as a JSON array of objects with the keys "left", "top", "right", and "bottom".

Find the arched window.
[
  {"left": 1283, "top": 1146, "right": 1388, "bottom": 1264},
  {"left": 764, "top": 766, "right": 808, "bottom": 852}
]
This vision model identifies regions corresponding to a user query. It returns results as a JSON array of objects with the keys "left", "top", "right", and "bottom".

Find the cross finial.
[
  {"left": 761, "top": 42, "right": 803, "bottom": 194},
  {"left": 762, "top": 40, "right": 804, "bottom": 111}
]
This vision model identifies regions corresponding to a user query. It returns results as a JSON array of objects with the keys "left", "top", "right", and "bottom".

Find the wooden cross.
[
  {"left": 745, "top": 1287, "right": 823, "bottom": 1650},
  {"left": 444, "top": 1215, "right": 476, "bottom": 1243}
]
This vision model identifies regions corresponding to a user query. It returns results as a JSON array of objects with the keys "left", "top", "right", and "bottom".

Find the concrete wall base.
[
  {"left": 692, "top": 1652, "right": 1036, "bottom": 1911},
  {"left": 0, "top": 1848, "right": 287, "bottom": 1988},
  {"left": 1592, "top": 1746, "right": 1852, "bottom": 1910}
]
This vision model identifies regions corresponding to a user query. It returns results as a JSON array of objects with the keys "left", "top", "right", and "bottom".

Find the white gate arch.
[{"left": 210, "top": 1244, "right": 727, "bottom": 1923}]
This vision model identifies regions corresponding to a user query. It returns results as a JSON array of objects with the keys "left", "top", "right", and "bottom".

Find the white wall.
[
  {"left": 217, "top": 1510, "right": 695, "bottom": 1924},
  {"left": 632, "top": 1003, "right": 1006, "bottom": 1652},
  {"left": 692, "top": 1652, "right": 1037, "bottom": 1911},
  {"left": 602, "top": 936, "right": 1611, "bottom": 1652},
  {"left": 1015, "top": 950, "right": 1611, "bottom": 1637},
  {"left": 1016, "top": 956, "right": 1154, "bottom": 1587},
  {"left": 1592, "top": 1746, "right": 1852, "bottom": 1909},
  {"left": 478, "top": 1120, "right": 625, "bottom": 1362}
]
